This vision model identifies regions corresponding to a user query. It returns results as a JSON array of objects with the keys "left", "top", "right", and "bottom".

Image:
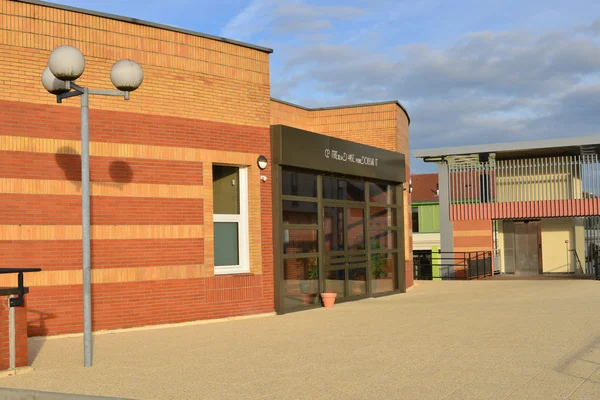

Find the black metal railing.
[
  {"left": 0, "top": 268, "right": 42, "bottom": 307},
  {"left": 414, "top": 251, "right": 493, "bottom": 280}
]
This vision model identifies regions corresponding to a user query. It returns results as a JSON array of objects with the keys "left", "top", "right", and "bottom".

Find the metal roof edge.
[
  {"left": 270, "top": 97, "right": 411, "bottom": 125},
  {"left": 413, "top": 135, "right": 600, "bottom": 159},
  {"left": 12, "top": 0, "right": 274, "bottom": 54}
]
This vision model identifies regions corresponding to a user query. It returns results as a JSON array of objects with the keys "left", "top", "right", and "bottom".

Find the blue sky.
[{"left": 54, "top": 0, "right": 600, "bottom": 173}]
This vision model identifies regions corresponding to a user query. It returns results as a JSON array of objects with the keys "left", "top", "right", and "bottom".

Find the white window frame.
[{"left": 213, "top": 165, "right": 250, "bottom": 275}]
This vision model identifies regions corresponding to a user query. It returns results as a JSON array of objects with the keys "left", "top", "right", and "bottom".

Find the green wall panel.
[{"left": 417, "top": 204, "right": 440, "bottom": 233}]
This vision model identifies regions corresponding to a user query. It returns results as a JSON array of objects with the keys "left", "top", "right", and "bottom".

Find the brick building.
[{"left": 0, "top": 0, "right": 411, "bottom": 338}]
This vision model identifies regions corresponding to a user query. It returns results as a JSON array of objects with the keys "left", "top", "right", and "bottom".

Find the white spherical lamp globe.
[
  {"left": 41, "top": 66, "right": 70, "bottom": 94},
  {"left": 48, "top": 45, "right": 85, "bottom": 81},
  {"left": 110, "top": 60, "right": 144, "bottom": 91}
]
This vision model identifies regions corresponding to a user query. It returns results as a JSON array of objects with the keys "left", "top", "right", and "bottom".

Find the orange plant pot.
[
  {"left": 321, "top": 292, "right": 337, "bottom": 308},
  {"left": 301, "top": 293, "right": 317, "bottom": 305}
]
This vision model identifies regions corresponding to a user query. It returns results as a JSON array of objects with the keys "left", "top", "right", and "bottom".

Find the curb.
[
  {"left": 0, "top": 366, "right": 34, "bottom": 378},
  {"left": 0, "top": 388, "right": 133, "bottom": 400},
  {"left": 30, "top": 312, "right": 277, "bottom": 341}
]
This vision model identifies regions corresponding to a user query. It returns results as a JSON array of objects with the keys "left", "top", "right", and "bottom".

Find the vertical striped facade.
[{"left": 449, "top": 155, "right": 600, "bottom": 221}]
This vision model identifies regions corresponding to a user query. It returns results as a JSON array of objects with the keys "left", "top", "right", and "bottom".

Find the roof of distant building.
[
  {"left": 413, "top": 135, "right": 600, "bottom": 162},
  {"left": 411, "top": 173, "right": 438, "bottom": 203}
]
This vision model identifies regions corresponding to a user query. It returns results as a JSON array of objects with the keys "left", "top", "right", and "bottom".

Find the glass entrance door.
[
  {"left": 278, "top": 167, "right": 401, "bottom": 313},
  {"left": 322, "top": 205, "right": 368, "bottom": 299}
]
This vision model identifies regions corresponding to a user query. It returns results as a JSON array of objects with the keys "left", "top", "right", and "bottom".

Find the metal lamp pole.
[{"left": 42, "top": 46, "right": 143, "bottom": 367}]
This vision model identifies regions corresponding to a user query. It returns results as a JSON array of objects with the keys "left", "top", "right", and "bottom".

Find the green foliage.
[
  {"left": 307, "top": 260, "right": 318, "bottom": 280},
  {"left": 371, "top": 239, "right": 387, "bottom": 279},
  {"left": 302, "top": 243, "right": 318, "bottom": 280}
]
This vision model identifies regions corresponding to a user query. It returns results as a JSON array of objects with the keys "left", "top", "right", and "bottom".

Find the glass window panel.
[
  {"left": 326, "top": 255, "right": 346, "bottom": 267},
  {"left": 414, "top": 250, "right": 433, "bottom": 280},
  {"left": 370, "top": 206, "right": 396, "bottom": 228},
  {"left": 346, "top": 179, "right": 365, "bottom": 202},
  {"left": 370, "top": 230, "right": 397, "bottom": 251},
  {"left": 323, "top": 176, "right": 343, "bottom": 200},
  {"left": 283, "top": 258, "right": 319, "bottom": 311},
  {"left": 283, "top": 229, "right": 318, "bottom": 254},
  {"left": 214, "top": 222, "right": 239, "bottom": 266},
  {"left": 348, "top": 208, "right": 365, "bottom": 251},
  {"left": 371, "top": 253, "right": 396, "bottom": 294},
  {"left": 369, "top": 182, "right": 396, "bottom": 204},
  {"left": 323, "top": 177, "right": 365, "bottom": 201},
  {"left": 324, "top": 207, "right": 344, "bottom": 251},
  {"left": 213, "top": 166, "right": 240, "bottom": 214},
  {"left": 349, "top": 267, "right": 367, "bottom": 296},
  {"left": 412, "top": 208, "right": 419, "bottom": 232},
  {"left": 324, "top": 269, "right": 346, "bottom": 298},
  {"left": 282, "top": 169, "right": 317, "bottom": 197},
  {"left": 283, "top": 200, "right": 317, "bottom": 225}
]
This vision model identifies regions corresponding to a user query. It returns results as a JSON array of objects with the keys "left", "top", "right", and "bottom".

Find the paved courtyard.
[{"left": 3, "top": 280, "right": 600, "bottom": 399}]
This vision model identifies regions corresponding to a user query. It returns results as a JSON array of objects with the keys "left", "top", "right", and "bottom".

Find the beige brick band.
[
  {"left": 0, "top": 264, "right": 212, "bottom": 287},
  {"left": 0, "top": 225, "right": 205, "bottom": 241},
  {"left": 0, "top": 177, "right": 204, "bottom": 198},
  {"left": 0, "top": 135, "right": 264, "bottom": 278},
  {"left": 0, "top": 135, "right": 258, "bottom": 164}
]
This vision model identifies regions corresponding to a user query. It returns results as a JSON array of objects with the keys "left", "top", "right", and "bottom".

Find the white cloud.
[
  {"left": 266, "top": 23, "right": 600, "bottom": 172},
  {"left": 221, "top": 0, "right": 366, "bottom": 41},
  {"left": 220, "top": 0, "right": 275, "bottom": 41}
]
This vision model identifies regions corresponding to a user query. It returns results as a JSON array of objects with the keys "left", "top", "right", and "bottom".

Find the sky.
[{"left": 54, "top": 0, "right": 600, "bottom": 173}]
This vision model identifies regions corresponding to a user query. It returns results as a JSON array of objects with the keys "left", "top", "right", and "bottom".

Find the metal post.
[
  {"left": 439, "top": 163, "right": 454, "bottom": 268},
  {"left": 81, "top": 88, "right": 92, "bottom": 367},
  {"left": 468, "top": 252, "right": 472, "bottom": 280},
  {"left": 8, "top": 296, "right": 15, "bottom": 369},
  {"left": 566, "top": 241, "right": 570, "bottom": 274}
]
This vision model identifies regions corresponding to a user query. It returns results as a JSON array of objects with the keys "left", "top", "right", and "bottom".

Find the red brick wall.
[
  {"left": 0, "top": 0, "right": 275, "bottom": 337},
  {"left": 0, "top": 99, "right": 274, "bottom": 337},
  {"left": 0, "top": 297, "right": 28, "bottom": 370},
  {"left": 453, "top": 220, "right": 493, "bottom": 252},
  {"left": 25, "top": 277, "right": 272, "bottom": 336}
]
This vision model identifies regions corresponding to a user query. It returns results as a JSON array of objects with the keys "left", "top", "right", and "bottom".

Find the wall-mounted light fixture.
[
  {"left": 435, "top": 183, "right": 439, "bottom": 197},
  {"left": 405, "top": 180, "right": 413, "bottom": 193},
  {"left": 257, "top": 155, "right": 268, "bottom": 170}
]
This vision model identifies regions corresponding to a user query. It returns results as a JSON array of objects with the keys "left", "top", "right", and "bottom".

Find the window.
[
  {"left": 412, "top": 207, "right": 419, "bottom": 233},
  {"left": 369, "top": 182, "right": 395, "bottom": 203},
  {"left": 282, "top": 169, "right": 317, "bottom": 197},
  {"left": 213, "top": 165, "right": 249, "bottom": 274},
  {"left": 323, "top": 177, "right": 365, "bottom": 201}
]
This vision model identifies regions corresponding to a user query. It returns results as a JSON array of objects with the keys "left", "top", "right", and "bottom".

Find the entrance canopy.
[{"left": 272, "top": 125, "right": 406, "bottom": 183}]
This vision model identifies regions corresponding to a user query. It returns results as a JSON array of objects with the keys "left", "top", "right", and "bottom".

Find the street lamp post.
[{"left": 42, "top": 46, "right": 143, "bottom": 367}]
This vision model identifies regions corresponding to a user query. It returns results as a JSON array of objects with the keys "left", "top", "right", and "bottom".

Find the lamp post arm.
[
  {"left": 69, "top": 81, "right": 85, "bottom": 93},
  {"left": 56, "top": 90, "right": 83, "bottom": 103},
  {"left": 56, "top": 88, "right": 130, "bottom": 104},
  {"left": 89, "top": 89, "right": 129, "bottom": 98}
]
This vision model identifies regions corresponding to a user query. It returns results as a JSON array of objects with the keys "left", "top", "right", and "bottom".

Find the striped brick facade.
[{"left": 0, "top": 0, "right": 273, "bottom": 336}]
